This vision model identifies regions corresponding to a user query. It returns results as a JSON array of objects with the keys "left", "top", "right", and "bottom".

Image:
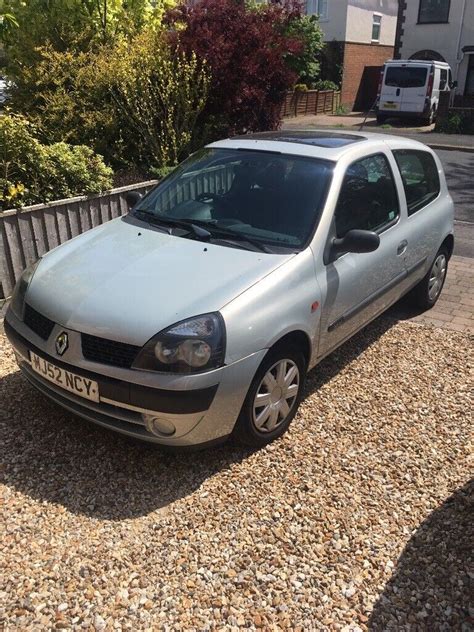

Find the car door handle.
[
  {"left": 397, "top": 240, "right": 408, "bottom": 255},
  {"left": 396, "top": 88, "right": 401, "bottom": 97}
]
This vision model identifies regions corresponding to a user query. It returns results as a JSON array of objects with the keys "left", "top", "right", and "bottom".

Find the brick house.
[
  {"left": 394, "top": 0, "right": 474, "bottom": 98},
  {"left": 307, "top": 0, "right": 398, "bottom": 110}
]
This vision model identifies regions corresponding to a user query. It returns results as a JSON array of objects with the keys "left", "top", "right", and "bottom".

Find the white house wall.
[
  {"left": 346, "top": 0, "right": 398, "bottom": 45},
  {"left": 399, "top": 0, "right": 474, "bottom": 90}
]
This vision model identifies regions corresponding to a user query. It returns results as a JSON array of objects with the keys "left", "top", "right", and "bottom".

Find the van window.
[
  {"left": 334, "top": 154, "right": 399, "bottom": 238},
  {"left": 439, "top": 68, "right": 448, "bottom": 90},
  {"left": 393, "top": 150, "right": 440, "bottom": 215},
  {"left": 385, "top": 67, "right": 428, "bottom": 88}
]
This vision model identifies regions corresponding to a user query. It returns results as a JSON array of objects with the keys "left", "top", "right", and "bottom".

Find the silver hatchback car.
[{"left": 5, "top": 131, "right": 454, "bottom": 448}]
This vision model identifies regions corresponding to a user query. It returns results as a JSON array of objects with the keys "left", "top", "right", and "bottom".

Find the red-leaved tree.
[{"left": 167, "top": 0, "right": 305, "bottom": 143}]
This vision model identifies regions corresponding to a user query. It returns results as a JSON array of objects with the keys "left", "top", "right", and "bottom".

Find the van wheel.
[
  {"left": 410, "top": 246, "right": 448, "bottom": 310},
  {"left": 376, "top": 114, "right": 387, "bottom": 124},
  {"left": 233, "top": 346, "right": 306, "bottom": 447},
  {"left": 423, "top": 108, "right": 435, "bottom": 126}
]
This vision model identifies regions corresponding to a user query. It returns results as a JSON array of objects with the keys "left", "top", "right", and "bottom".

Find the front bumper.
[{"left": 5, "top": 310, "right": 266, "bottom": 447}]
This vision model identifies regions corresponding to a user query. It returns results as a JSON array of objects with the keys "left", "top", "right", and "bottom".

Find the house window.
[
  {"left": 418, "top": 0, "right": 450, "bottom": 24},
  {"left": 307, "top": 0, "right": 328, "bottom": 21},
  {"left": 372, "top": 14, "right": 382, "bottom": 42}
]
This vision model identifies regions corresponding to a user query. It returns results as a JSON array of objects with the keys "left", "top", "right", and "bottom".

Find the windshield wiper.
[
  {"left": 133, "top": 210, "right": 211, "bottom": 241},
  {"left": 133, "top": 210, "right": 270, "bottom": 252},
  {"left": 190, "top": 221, "right": 273, "bottom": 253}
]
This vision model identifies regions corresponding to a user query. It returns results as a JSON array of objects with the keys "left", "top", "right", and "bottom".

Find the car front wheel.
[{"left": 233, "top": 346, "right": 306, "bottom": 447}]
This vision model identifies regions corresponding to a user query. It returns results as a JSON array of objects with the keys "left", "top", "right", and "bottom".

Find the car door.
[
  {"left": 317, "top": 152, "right": 407, "bottom": 357},
  {"left": 391, "top": 147, "right": 447, "bottom": 288}
]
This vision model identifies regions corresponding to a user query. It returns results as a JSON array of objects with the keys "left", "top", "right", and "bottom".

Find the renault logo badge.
[{"left": 55, "top": 332, "right": 69, "bottom": 356}]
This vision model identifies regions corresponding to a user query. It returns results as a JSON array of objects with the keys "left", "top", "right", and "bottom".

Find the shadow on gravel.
[
  {"left": 1, "top": 316, "right": 394, "bottom": 520},
  {"left": 369, "top": 479, "right": 473, "bottom": 631}
]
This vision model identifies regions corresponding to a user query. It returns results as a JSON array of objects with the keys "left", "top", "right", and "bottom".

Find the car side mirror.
[
  {"left": 125, "top": 190, "right": 142, "bottom": 209},
  {"left": 450, "top": 80, "right": 457, "bottom": 89},
  {"left": 331, "top": 229, "right": 380, "bottom": 257}
]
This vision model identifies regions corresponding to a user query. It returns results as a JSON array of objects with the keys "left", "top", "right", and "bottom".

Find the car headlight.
[
  {"left": 10, "top": 259, "right": 42, "bottom": 320},
  {"left": 132, "top": 313, "right": 226, "bottom": 373}
]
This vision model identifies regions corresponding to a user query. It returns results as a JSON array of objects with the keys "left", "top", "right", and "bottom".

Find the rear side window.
[
  {"left": 385, "top": 67, "right": 428, "bottom": 88},
  {"left": 439, "top": 68, "right": 448, "bottom": 90},
  {"left": 393, "top": 150, "right": 440, "bottom": 215},
  {"left": 334, "top": 153, "right": 399, "bottom": 238}
]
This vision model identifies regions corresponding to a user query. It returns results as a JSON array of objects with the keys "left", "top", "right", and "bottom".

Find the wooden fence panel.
[
  {"left": 281, "top": 90, "right": 340, "bottom": 118},
  {"left": 2, "top": 216, "right": 24, "bottom": 290},
  {"left": 56, "top": 206, "right": 71, "bottom": 244},
  {"left": 67, "top": 202, "right": 81, "bottom": 238},
  {"left": 30, "top": 210, "right": 48, "bottom": 259},
  {"left": 0, "top": 180, "right": 157, "bottom": 299}
]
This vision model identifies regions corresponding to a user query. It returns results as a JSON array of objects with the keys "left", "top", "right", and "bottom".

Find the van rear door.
[
  {"left": 380, "top": 65, "right": 429, "bottom": 114},
  {"left": 379, "top": 65, "right": 403, "bottom": 113},
  {"left": 401, "top": 65, "right": 430, "bottom": 113}
]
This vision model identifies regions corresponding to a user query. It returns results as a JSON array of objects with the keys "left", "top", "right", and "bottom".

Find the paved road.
[{"left": 435, "top": 149, "right": 473, "bottom": 258}]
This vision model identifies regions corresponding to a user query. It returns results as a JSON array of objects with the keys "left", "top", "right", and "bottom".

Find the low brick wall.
[{"left": 437, "top": 91, "right": 474, "bottom": 132}]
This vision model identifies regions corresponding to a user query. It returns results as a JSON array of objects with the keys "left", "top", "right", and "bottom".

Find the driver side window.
[{"left": 334, "top": 153, "right": 399, "bottom": 238}]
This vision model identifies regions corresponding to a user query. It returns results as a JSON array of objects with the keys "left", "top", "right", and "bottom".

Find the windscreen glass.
[
  {"left": 135, "top": 148, "right": 333, "bottom": 250},
  {"left": 385, "top": 67, "right": 428, "bottom": 88}
]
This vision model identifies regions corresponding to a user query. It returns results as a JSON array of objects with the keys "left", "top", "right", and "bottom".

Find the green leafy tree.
[
  {"left": 283, "top": 13, "right": 324, "bottom": 87},
  {"left": 1, "top": 0, "right": 176, "bottom": 71}
]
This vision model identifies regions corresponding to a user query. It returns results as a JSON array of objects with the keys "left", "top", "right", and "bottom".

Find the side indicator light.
[{"left": 311, "top": 301, "right": 320, "bottom": 313}]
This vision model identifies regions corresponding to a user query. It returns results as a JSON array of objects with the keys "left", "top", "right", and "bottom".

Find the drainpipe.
[{"left": 454, "top": 0, "right": 467, "bottom": 94}]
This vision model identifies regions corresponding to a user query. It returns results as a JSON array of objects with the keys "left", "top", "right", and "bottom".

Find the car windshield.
[
  {"left": 134, "top": 148, "right": 333, "bottom": 251},
  {"left": 385, "top": 66, "right": 428, "bottom": 88}
]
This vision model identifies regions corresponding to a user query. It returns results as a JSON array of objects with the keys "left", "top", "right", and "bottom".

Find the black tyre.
[
  {"left": 422, "top": 107, "right": 435, "bottom": 126},
  {"left": 233, "top": 345, "right": 307, "bottom": 447},
  {"left": 410, "top": 246, "right": 449, "bottom": 310},
  {"left": 376, "top": 114, "right": 387, "bottom": 124}
]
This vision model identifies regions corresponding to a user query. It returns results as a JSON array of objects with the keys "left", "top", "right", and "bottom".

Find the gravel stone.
[{"left": 0, "top": 318, "right": 472, "bottom": 630}]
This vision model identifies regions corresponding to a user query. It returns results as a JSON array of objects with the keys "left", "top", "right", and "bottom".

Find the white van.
[{"left": 376, "top": 60, "right": 453, "bottom": 125}]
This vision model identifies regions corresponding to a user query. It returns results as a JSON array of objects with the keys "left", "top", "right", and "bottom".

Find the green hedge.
[{"left": 1, "top": 114, "right": 113, "bottom": 210}]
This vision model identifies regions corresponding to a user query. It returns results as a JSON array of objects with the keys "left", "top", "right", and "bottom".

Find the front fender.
[{"left": 221, "top": 249, "right": 321, "bottom": 365}]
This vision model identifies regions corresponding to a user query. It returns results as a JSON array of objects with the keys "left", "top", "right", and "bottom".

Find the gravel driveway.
[{"left": 1, "top": 319, "right": 472, "bottom": 630}]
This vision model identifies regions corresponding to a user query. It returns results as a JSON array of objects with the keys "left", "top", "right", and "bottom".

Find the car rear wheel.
[
  {"left": 233, "top": 346, "right": 306, "bottom": 447},
  {"left": 410, "top": 246, "right": 448, "bottom": 310}
]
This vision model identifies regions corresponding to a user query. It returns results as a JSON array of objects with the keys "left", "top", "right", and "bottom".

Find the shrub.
[
  {"left": 294, "top": 83, "right": 309, "bottom": 92},
  {"left": 283, "top": 13, "right": 324, "bottom": 86},
  {"left": 103, "top": 31, "right": 210, "bottom": 168},
  {"left": 0, "top": 113, "right": 113, "bottom": 210},
  {"left": 169, "top": 0, "right": 305, "bottom": 141},
  {"left": 312, "top": 79, "right": 339, "bottom": 91},
  {"left": 7, "top": 48, "right": 121, "bottom": 165},
  {"left": 435, "top": 111, "right": 474, "bottom": 135}
]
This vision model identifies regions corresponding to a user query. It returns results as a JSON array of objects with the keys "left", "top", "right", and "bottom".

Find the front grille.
[
  {"left": 82, "top": 333, "right": 140, "bottom": 369},
  {"left": 23, "top": 303, "right": 55, "bottom": 340}
]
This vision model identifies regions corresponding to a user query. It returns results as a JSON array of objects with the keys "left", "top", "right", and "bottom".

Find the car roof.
[{"left": 208, "top": 129, "right": 430, "bottom": 162}]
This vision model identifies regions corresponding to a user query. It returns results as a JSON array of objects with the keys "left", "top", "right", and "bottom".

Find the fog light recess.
[{"left": 142, "top": 414, "right": 176, "bottom": 437}]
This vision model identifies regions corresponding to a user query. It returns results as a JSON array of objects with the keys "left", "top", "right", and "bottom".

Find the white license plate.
[
  {"left": 382, "top": 102, "right": 399, "bottom": 110},
  {"left": 30, "top": 352, "right": 100, "bottom": 402}
]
